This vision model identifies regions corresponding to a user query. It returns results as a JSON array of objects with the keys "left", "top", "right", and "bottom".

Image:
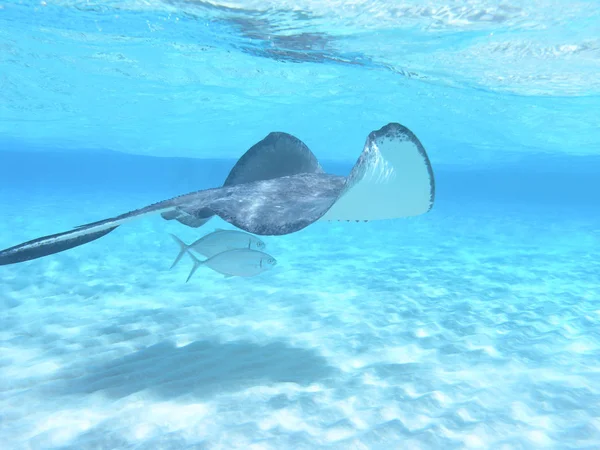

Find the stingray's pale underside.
[{"left": 0, "top": 123, "right": 435, "bottom": 266}]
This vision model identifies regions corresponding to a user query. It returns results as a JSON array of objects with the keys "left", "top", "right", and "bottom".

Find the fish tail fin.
[
  {"left": 186, "top": 252, "right": 204, "bottom": 283},
  {"left": 169, "top": 233, "right": 190, "bottom": 269}
]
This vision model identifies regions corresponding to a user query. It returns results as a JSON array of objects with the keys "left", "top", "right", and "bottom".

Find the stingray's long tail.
[
  {"left": 0, "top": 226, "right": 119, "bottom": 266},
  {"left": 0, "top": 200, "right": 176, "bottom": 266}
]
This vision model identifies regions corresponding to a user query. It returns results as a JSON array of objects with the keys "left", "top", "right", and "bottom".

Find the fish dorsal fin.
[
  {"left": 223, "top": 132, "right": 323, "bottom": 186},
  {"left": 319, "top": 123, "right": 435, "bottom": 222}
]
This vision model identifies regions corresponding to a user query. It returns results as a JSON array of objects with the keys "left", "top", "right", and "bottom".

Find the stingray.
[{"left": 0, "top": 123, "right": 435, "bottom": 266}]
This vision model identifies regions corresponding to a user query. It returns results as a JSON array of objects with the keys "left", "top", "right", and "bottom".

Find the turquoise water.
[{"left": 1, "top": 1, "right": 600, "bottom": 449}]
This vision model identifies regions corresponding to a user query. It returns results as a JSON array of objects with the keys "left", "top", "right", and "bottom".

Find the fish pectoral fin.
[{"left": 224, "top": 274, "right": 234, "bottom": 278}]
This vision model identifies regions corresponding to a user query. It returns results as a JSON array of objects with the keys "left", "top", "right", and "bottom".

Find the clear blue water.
[{"left": 1, "top": 1, "right": 600, "bottom": 449}]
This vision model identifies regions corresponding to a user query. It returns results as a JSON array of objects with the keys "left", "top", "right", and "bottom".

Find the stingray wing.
[
  {"left": 320, "top": 123, "right": 435, "bottom": 221},
  {"left": 223, "top": 131, "right": 324, "bottom": 185}
]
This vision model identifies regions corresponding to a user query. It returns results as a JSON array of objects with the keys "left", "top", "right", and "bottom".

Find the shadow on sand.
[{"left": 59, "top": 339, "right": 336, "bottom": 400}]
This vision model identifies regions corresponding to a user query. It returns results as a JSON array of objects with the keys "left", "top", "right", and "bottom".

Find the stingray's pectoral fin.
[
  {"left": 0, "top": 201, "right": 176, "bottom": 266},
  {"left": 319, "top": 123, "right": 435, "bottom": 222}
]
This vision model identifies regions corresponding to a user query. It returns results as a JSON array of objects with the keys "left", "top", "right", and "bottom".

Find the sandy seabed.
[{"left": 1, "top": 192, "right": 599, "bottom": 449}]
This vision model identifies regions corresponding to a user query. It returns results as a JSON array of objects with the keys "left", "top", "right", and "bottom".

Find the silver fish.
[
  {"left": 170, "top": 229, "right": 265, "bottom": 269},
  {"left": 185, "top": 248, "right": 277, "bottom": 282}
]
